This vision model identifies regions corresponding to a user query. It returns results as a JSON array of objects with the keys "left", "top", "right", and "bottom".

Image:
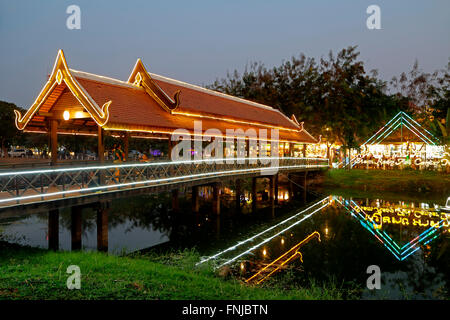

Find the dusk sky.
[{"left": 0, "top": 0, "right": 449, "bottom": 109}]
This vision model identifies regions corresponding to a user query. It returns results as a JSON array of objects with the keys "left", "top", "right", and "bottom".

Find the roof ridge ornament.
[
  {"left": 290, "top": 114, "right": 300, "bottom": 126},
  {"left": 15, "top": 49, "right": 111, "bottom": 130},
  {"left": 128, "top": 58, "right": 181, "bottom": 112}
]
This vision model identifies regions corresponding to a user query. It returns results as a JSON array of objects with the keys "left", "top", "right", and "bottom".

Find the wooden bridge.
[{"left": 0, "top": 157, "right": 327, "bottom": 251}]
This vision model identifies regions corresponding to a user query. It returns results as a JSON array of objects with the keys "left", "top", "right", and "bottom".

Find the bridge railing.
[{"left": 0, "top": 157, "right": 328, "bottom": 208}]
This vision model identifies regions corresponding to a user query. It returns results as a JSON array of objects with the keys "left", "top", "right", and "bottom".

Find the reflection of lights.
[
  {"left": 336, "top": 197, "right": 446, "bottom": 261},
  {"left": 246, "top": 231, "right": 321, "bottom": 284},
  {"left": 197, "top": 197, "right": 329, "bottom": 267},
  {"left": 325, "top": 227, "right": 329, "bottom": 235},
  {"left": 281, "top": 238, "right": 285, "bottom": 245},
  {"left": 240, "top": 262, "right": 245, "bottom": 271},
  {"left": 262, "top": 248, "right": 267, "bottom": 256}
]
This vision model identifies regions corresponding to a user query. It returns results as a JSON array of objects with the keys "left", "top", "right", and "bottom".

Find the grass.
[
  {"left": 322, "top": 169, "right": 450, "bottom": 196},
  {"left": 0, "top": 242, "right": 345, "bottom": 300}
]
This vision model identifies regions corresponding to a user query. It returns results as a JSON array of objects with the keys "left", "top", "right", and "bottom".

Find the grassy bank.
[
  {"left": 0, "top": 242, "right": 345, "bottom": 300},
  {"left": 322, "top": 169, "right": 450, "bottom": 196}
]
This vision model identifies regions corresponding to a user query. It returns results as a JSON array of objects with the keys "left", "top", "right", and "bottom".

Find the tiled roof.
[{"left": 71, "top": 71, "right": 317, "bottom": 143}]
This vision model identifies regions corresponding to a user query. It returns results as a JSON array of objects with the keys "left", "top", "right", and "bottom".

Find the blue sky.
[{"left": 0, "top": 0, "right": 449, "bottom": 109}]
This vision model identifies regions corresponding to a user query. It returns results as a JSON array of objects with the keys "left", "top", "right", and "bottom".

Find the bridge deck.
[{"left": 0, "top": 157, "right": 328, "bottom": 215}]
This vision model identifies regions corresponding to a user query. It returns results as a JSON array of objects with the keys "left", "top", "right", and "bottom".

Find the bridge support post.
[
  {"left": 172, "top": 189, "right": 179, "bottom": 213},
  {"left": 212, "top": 183, "right": 220, "bottom": 215},
  {"left": 302, "top": 172, "right": 308, "bottom": 202},
  {"left": 252, "top": 177, "right": 257, "bottom": 212},
  {"left": 48, "top": 209, "right": 59, "bottom": 250},
  {"left": 71, "top": 206, "right": 82, "bottom": 251},
  {"left": 97, "top": 206, "right": 108, "bottom": 252},
  {"left": 274, "top": 174, "right": 279, "bottom": 205},
  {"left": 235, "top": 179, "right": 242, "bottom": 213},
  {"left": 287, "top": 174, "right": 294, "bottom": 199},
  {"left": 192, "top": 186, "right": 199, "bottom": 213},
  {"left": 50, "top": 119, "right": 58, "bottom": 165}
]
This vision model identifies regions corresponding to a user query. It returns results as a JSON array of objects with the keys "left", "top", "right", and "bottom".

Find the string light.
[
  {"left": 336, "top": 197, "right": 446, "bottom": 261},
  {"left": 15, "top": 50, "right": 111, "bottom": 130},
  {"left": 195, "top": 197, "right": 329, "bottom": 266},
  {"left": 0, "top": 160, "right": 328, "bottom": 205},
  {"left": 246, "top": 231, "right": 320, "bottom": 285}
]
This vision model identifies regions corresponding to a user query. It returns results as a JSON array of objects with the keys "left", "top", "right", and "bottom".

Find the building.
[
  {"left": 355, "top": 111, "right": 446, "bottom": 170},
  {"left": 14, "top": 50, "right": 318, "bottom": 163}
]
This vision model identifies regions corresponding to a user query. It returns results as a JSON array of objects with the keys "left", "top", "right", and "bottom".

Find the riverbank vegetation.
[
  {"left": 0, "top": 242, "right": 348, "bottom": 300},
  {"left": 321, "top": 169, "right": 450, "bottom": 197}
]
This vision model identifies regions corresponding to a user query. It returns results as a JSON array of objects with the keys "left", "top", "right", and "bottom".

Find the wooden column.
[
  {"left": 123, "top": 132, "right": 130, "bottom": 162},
  {"left": 168, "top": 139, "right": 174, "bottom": 160},
  {"left": 245, "top": 139, "right": 250, "bottom": 157},
  {"left": 274, "top": 174, "right": 279, "bottom": 205},
  {"left": 71, "top": 206, "right": 82, "bottom": 251},
  {"left": 98, "top": 126, "right": 104, "bottom": 163},
  {"left": 97, "top": 206, "right": 109, "bottom": 252},
  {"left": 302, "top": 144, "right": 307, "bottom": 157},
  {"left": 287, "top": 174, "right": 294, "bottom": 199},
  {"left": 48, "top": 209, "right": 59, "bottom": 251},
  {"left": 212, "top": 183, "right": 220, "bottom": 215},
  {"left": 252, "top": 177, "right": 257, "bottom": 212},
  {"left": 192, "top": 186, "right": 199, "bottom": 213},
  {"left": 303, "top": 172, "right": 308, "bottom": 202},
  {"left": 269, "top": 176, "right": 275, "bottom": 210},
  {"left": 50, "top": 119, "right": 58, "bottom": 165},
  {"left": 235, "top": 179, "right": 242, "bottom": 213},
  {"left": 172, "top": 189, "right": 179, "bottom": 213}
]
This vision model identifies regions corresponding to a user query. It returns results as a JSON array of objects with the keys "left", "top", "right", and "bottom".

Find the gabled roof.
[
  {"left": 15, "top": 50, "right": 318, "bottom": 143},
  {"left": 361, "top": 111, "right": 440, "bottom": 146}
]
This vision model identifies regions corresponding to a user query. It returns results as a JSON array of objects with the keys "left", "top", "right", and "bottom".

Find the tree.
[
  {"left": 0, "top": 100, "right": 25, "bottom": 157},
  {"left": 207, "top": 46, "right": 404, "bottom": 164}
]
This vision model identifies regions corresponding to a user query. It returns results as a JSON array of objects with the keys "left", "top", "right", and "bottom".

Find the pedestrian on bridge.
[{"left": 113, "top": 144, "right": 125, "bottom": 183}]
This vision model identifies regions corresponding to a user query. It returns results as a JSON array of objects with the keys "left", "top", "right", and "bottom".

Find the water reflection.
[{"left": 0, "top": 189, "right": 448, "bottom": 299}]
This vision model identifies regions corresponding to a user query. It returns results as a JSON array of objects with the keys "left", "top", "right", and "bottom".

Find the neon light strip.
[
  {"left": 338, "top": 199, "right": 402, "bottom": 257},
  {"left": 0, "top": 157, "right": 327, "bottom": 176},
  {"left": 195, "top": 198, "right": 328, "bottom": 265},
  {"left": 256, "top": 251, "right": 303, "bottom": 284},
  {"left": 343, "top": 198, "right": 445, "bottom": 260},
  {"left": 349, "top": 201, "right": 404, "bottom": 255},
  {"left": 401, "top": 224, "right": 443, "bottom": 256},
  {"left": 217, "top": 203, "right": 329, "bottom": 268},
  {"left": 401, "top": 116, "right": 436, "bottom": 145},
  {"left": 362, "top": 112, "right": 402, "bottom": 146},
  {"left": 0, "top": 164, "right": 329, "bottom": 205},
  {"left": 359, "top": 222, "right": 402, "bottom": 260},
  {"left": 371, "top": 120, "right": 402, "bottom": 145},
  {"left": 337, "top": 199, "right": 402, "bottom": 259},
  {"left": 245, "top": 231, "right": 320, "bottom": 284},
  {"left": 401, "top": 112, "right": 439, "bottom": 142}
]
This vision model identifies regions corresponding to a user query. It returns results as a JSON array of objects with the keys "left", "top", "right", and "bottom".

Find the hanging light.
[{"left": 63, "top": 110, "right": 70, "bottom": 121}]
